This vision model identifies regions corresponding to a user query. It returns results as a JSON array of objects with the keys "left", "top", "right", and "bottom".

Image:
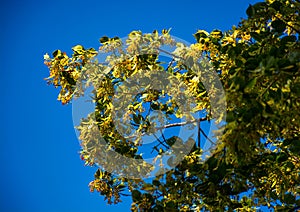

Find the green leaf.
[
  {"left": 99, "top": 36, "right": 109, "bottom": 44},
  {"left": 244, "top": 78, "right": 257, "bottom": 93},
  {"left": 150, "top": 102, "right": 160, "bottom": 110},
  {"left": 250, "top": 32, "right": 262, "bottom": 41},
  {"left": 290, "top": 140, "right": 300, "bottom": 154},
  {"left": 72, "top": 45, "right": 84, "bottom": 52},
  {"left": 206, "top": 157, "right": 218, "bottom": 170},
  {"left": 152, "top": 180, "right": 161, "bottom": 187},
  {"left": 271, "top": 19, "right": 286, "bottom": 33},
  {"left": 282, "top": 139, "right": 293, "bottom": 146},
  {"left": 133, "top": 114, "right": 140, "bottom": 124},
  {"left": 246, "top": 4, "right": 255, "bottom": 18},
  {"left": 166, "top": 201, "right": 176, "bottom": 209},
  {"left": 167, "top": 157, "right": 176, "bottom": 167},
  {"left": 284, "top": 193, "right": 295, "bottom": 204},
  {"left": 87, "top": 48, "right": 98, "bottom": 56},
  {"left": 112, "top": 36, "right": 120, "bottom": 41},
  {"left": 162, "top": 28, "right": 171, "bottom": 34},
  {"left": 270, "top": 1, "right": 283, "bottom": 11},
  {"left": 280, "top": 35, "right": 297, "bottom": 45},
  {"left": 166, "top": 136, "right": 179, "bottom": 146},
  {"left": 210, "top": 29, "right": 223, "bottom": 39},
  {"left": 131, "top": 190, "right": 142, "bottom": 202},
  {"left": 193, "top": 30, "right": 209, "bottom": 42},
  {"left": 245, "top": 58, "right": 259, "bottom": 70},
  {"left": 141, "top": 184, "right": 155, "bottom": 192},
  {"left": 276, "top": 153, "right": 288, "bottom": 163},
  {"left": 252, "top": 2, "right": 267, "bottom": 13},
  {"left": 142, "top": 193, "right": 154, "bottom": 204},
  {"left": 52, "top": 49, "right": 62, "bottom": 57}
]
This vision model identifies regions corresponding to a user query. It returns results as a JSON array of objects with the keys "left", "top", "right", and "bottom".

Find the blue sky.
[{"left": 1, "top": 0, "right": 259, "bottom": 211}]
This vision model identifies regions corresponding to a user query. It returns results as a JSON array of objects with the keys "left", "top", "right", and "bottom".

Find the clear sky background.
[{"left": 1, "top": 0, "right": 260, "bottom": 211}]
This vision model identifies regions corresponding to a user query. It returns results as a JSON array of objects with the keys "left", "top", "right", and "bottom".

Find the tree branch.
[
  {"left": 200, "top": 127, "right": 216, "bottom": 145},
  {"left": 125, "top": 117, "right": 208, "bottom": 140},
  {"left": 155, "top": 117, "right": 208, "bottom": 130},
  {"left": 157, "top": 48, "right": 182, "bottom": 60},
  {"left": 197, "top": 119, "right": 201, "bottom": 147},
  {"left": 256, "top": 77, "right": 278, "bottom": 100},
  {"left": 153, "top": 133, "right": 169, "bottom": 149},
  {"left": 166, "top": 58, "right": 175, "bottom": 71}
]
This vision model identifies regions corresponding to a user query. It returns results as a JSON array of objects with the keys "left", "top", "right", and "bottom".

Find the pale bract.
[{"left": 72, "top": 31, "right": 226, "bottom": 179}]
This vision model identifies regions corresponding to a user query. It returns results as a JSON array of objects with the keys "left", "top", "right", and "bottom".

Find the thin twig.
[
  {"left": 156, "top": 117, "right": 208, "bottom": 130},
  {"left": 124, "top": 117, "right": 208, "bottom": 140},
  {"left": 166, "top": 58, "right": 175, "bottom": 71},
  {"left": 157, "top": 48, "right": 184, "bottom": 60},
  {"left": 173, "top": 68, "right": 184, "bottom": 74},
  {"left": 256, "top": 77, "right": 278, "bottom": 100},
  {"left": 197, "top": 119, "right": 201, "bottom": 147},
  {"left": 153, "top": 133, "right": 169, "bottom": 149},
  {"left": 200, "top": 128, "right": 216, "bottom": 145},
  {"left": 160, "top": 129, "right": 167, "bottom": 144}
]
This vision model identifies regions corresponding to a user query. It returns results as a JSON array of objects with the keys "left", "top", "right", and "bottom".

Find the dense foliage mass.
[{"left": 44, "top": 0, "right": 300, "bottom": 211}]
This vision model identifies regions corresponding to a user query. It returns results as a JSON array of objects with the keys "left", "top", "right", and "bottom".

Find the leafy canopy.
[{"left": 44, "top": 0, "right": 300, "bottom": 211}]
